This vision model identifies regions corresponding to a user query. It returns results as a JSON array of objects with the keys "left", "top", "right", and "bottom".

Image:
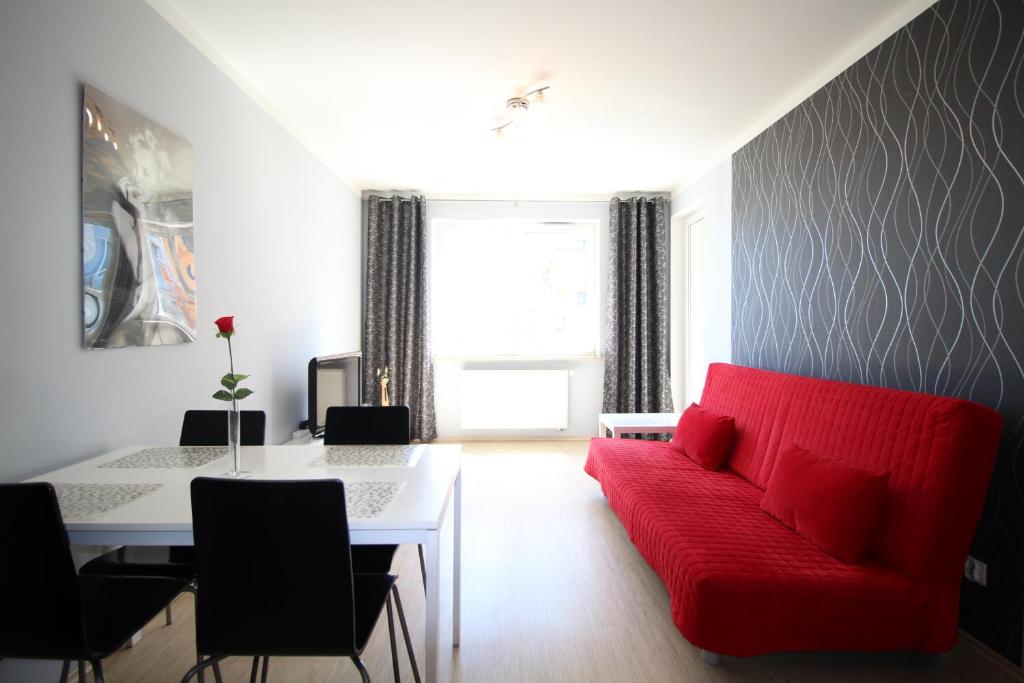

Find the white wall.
[
  {"left": 670, "top": 158, "right": 733, "bottom": 372},
  {"left": 427, "top": 200, "right": 608, "bottom": 439},
  {"left": 0, "top": 2, "right": 361, "bottom": 479},
  {"left": 0, "top": 5, "right": 360, "bottom": 677}
]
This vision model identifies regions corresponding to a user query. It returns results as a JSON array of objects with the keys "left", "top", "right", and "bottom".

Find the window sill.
[{"left": 432, "top": 354, "right": 602, "bottom": 362}]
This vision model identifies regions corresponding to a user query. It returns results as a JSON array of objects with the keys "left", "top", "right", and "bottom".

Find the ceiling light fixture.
[{"left": 492, "top": 86, "right": 549, "bottom": 138}]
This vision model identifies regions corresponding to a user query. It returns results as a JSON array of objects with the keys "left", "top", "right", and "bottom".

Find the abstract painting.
[{"left": 82, "top": 85, "right": 196, "bottom": 349}]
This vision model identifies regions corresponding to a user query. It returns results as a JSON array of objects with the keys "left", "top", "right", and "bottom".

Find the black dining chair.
[
  {"left": 80, "top": 409, "right": 269, "bottom": 621},
  {"left": 324, "top": 406, "right": 426, "bottom": 589},
  {"left": 78, "top": 409, "right": 268, "bottom": 682},
  {"left": 324, "top": 406, "right": 410, "bottom": 445},
  {"left": 181, "top": 477, "right": 419, "bottom": 683},
  {"left": 0, "top": 483, "right": 189, "bottom": 683},
  {"left": 179, "top": 409, "right": 267, "bottom": 447}
]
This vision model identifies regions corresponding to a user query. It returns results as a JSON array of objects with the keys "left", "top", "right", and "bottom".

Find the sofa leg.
[{"left": 701, "top": 650, "right": 722, "bottom": 665}]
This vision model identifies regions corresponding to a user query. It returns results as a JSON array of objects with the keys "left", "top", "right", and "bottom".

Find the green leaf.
[
  {"left": 221, "top": 376, "right": 237, "bottom": 390},
  {"left": 232, "top": 388, "right": 254, "bottom": 400},
  {"left": 231, "top": 373, "right": 249, "bottom": 383},
  {"left": 212, "top": 390, "right": 233, "bottom": 401}
]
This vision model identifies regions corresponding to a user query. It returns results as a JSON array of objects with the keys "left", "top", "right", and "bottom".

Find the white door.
[{"left": 670, "top": 212, "right": 708, "bottom": 409}]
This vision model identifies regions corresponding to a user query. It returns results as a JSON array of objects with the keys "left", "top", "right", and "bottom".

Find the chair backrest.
[
  {"left": 180, "top": 410, "right": 266, "bottom": 447},
  {"left": 324, "top": 406, "right": 410, "bottom": 445},
  {"left": 190, "top": 478, "right": 358, "bottom": 657},
  {"left": 0, "top": 483, "right": 85, "bottom": 659}
]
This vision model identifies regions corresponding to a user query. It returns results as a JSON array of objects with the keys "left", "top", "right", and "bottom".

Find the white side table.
[{"left": 598, "top": 412, "right": 681, "bottom": 438}]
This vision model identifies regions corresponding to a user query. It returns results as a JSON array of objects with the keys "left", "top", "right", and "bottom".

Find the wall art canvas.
[{"left": 82, "top": 85, "right": 196, "bottom": 349}]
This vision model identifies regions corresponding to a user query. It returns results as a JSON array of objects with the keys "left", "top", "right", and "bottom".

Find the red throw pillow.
[
  {"left": 761, "top": 444, "right": 890, "bottom": 564},
  {"left": 670, "top": 403, "right": 736, "bottom": 470}
]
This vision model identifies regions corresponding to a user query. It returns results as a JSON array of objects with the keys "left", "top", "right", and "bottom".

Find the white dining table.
[{"left": 25, "top": 442, "right": 462, "bottom": 683}]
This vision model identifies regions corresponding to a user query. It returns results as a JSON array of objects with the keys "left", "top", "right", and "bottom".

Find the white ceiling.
[{"left": 149, "top": 0, "right": 934, "bottom": 198}]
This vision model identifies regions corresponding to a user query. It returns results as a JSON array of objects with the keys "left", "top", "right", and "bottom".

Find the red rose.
[{"left": 214, "top": 316, "right": 235, "bottom": 337}]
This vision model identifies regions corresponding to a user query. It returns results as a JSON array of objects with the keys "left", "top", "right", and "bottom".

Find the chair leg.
[
  {"left": 194, "top": 652, "right": 222, "bottom": 683},
  {"left": 417, "top": 545, "right": 427, "bottom": 590},
  {"left": 246, "top": 656, "right": 270, "bottom": 683},
  {"left": 351, "top": 656, "right": 372, "bottom": 683},
  {"left": 392, "top": 585, "right": 422, "bottom": 683},
  {"left": 91, "top": 660, "right": 106, "bottom": 683},
  {"left": 78, "top": 661, "right": 87, "bottom": 683},
  {"left": 179, "top": 655, "right": 225, "bottom": 683},
  {"left": 59, "top": 660, "right": 70, "bottom": 683},
  {"left": 386, "top": 594, "right": 401, "bottom": 683},
  {"left": 165, "top": 604, "right": 173, "bottom": 625}
]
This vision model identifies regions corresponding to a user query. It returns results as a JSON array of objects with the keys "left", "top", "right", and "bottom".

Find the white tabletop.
[
  {"left": 599, "top": 412, "right": 681, "bottom": 427},
  {"left": 26, "top": 442, "right": 462, "bottom": 683},
  {"left": 598, "top": 412, "right": 681, "bottom": 437},
  {"left": 25, "top": 443, "right": 461, "bottom": 545}
]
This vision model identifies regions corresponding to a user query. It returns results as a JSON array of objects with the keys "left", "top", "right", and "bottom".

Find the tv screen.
[{"left": 307, "top": 352, "right": 361, "bottom": 437}]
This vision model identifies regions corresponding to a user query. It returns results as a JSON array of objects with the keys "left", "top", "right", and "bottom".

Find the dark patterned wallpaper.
[{"left": 732, "top": 0, "right": 1024, "bottom": 665}]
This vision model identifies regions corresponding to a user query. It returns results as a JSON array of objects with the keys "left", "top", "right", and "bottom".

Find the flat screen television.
[{"left": 307, "top": 351, "right": 362, "bottom": 437}]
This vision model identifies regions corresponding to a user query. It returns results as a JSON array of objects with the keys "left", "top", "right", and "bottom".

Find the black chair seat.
[
  {"left": 79, "top": 546, "right": 196, "bottom": 582},
  {"left": 80, "top": 575, "right": 189, "bottom": 657},
  {"left": 352, "top": 573, "right": 397, "bottom": 651},
  {"left": 0, "top": 482, "right": 189, "bottom": 680},
  {"left": 182, "top": 478, "right": 420, "bottom": 683},
  {"left": 351, "top": 545, "right": 400, "bottom": 576}
]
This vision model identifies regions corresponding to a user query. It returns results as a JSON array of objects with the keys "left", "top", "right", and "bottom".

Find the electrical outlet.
[{"left": 964, "top": 556, "right": 988, "bottom": 586}]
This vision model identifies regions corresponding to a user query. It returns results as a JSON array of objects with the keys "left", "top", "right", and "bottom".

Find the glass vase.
[{"left": 223, "top": 406, "right": 251, "bottom": 478}]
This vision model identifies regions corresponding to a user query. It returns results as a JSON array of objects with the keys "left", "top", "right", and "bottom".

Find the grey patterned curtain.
[
  {"left": 603, "top": 196, "right": 673, "bottom": 418},
  {"left": 363, "top": 195, "right": 437, "bottom": 441}
]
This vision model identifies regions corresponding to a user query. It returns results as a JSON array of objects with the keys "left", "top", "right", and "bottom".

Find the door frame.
[{"left": 670, "top": 205, "right": 706, "bottom": 410}]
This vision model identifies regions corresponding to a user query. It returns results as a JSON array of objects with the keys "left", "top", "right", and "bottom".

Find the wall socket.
[{"left": 964, "top": 556, "right": 988, "bottom": 586}]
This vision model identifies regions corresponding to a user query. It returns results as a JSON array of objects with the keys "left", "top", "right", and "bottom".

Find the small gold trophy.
[{"left": 377, "top": 366, "right": 391, "bottom": 407}]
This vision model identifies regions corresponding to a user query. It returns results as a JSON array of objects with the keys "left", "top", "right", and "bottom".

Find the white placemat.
[
  {"left": 313, "top": 445, "right": 421, "bottom": 468},
  {"left": 54, "top": 483, "right": 162, "bottom": 519},
  {"left": 100, "top": 446, "right": 228, "bottom": 469},
  {"left": 346, "top": 481, "right": 405, "bottom": 519}
]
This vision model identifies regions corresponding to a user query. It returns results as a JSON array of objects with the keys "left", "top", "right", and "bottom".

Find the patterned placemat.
[
  {"left": 54, "top": 483, "right": 162, "bottom": 519},
  {"left": 99, "top": 446, "right": 228, "bottom": 469},
  {"left": 313, "top": 445, "right": 421, "bottom": 468},
  {"left": 346, "top": 481, "right": 404, "bottom": 519}
]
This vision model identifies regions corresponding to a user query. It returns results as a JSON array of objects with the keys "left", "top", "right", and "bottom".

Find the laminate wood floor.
[{"left": 100, "top": 440, "right": 1021, "bottom": 682}]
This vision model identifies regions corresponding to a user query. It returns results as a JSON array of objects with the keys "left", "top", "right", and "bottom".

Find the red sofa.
[{"left": 585, "top": 363, "right": 1003, "bottom": 658}]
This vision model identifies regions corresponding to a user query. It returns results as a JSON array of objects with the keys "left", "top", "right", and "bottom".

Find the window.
[{"left": 432, "top": 219, "right": 599, "bottom": 357}]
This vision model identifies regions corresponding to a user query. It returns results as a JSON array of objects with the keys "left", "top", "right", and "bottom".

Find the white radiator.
[{"left": 460, "top": 370, "right": 569, "bottom": 430}]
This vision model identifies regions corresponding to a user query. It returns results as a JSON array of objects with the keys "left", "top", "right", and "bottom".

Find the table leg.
[
  {"left": 424, "top": 529, "right": 441, "bottom": 683},
  {"left": 453, "top": 471, "right": 462, "bottom": 647}
]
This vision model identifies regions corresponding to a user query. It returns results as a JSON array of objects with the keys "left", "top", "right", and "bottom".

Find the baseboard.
[{"left": 958, "top": 629, "right": 1024, "bottom": 680}]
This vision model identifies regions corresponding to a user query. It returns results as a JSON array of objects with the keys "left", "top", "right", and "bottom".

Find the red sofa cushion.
[
  {"left": 670, "top": 403, "right": 736, "bottom": 470},
  {"left": 761, "top": 444, "right": 890, "bottom": 563},
  {"left": 584, "top": 438, "right": 924, "bottom": 656}
]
